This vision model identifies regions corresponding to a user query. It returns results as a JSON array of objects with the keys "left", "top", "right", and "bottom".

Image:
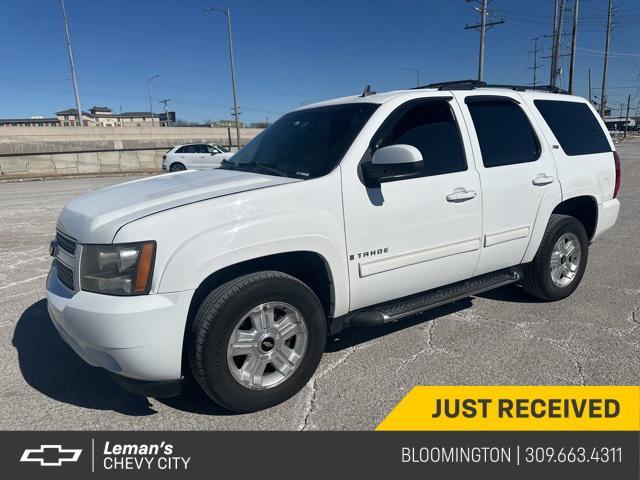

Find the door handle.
[
  {"left": 446, "top": 189, "right": 477, "bottom": 202},
  {"left": 532, "top": 174, "right": 554, "bottom": 186}
]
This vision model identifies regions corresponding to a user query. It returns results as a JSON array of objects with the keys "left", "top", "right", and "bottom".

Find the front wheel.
[
  {"left": 188, "top": 271, "right": 326, "bottom": 412},
  {"left": 522, "top": 214, "right": 589, "bottom": 301}
]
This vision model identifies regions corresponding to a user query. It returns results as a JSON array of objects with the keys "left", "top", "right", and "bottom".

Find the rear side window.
[
  {"left": 466, "top": 97, "right": 541, "bottom": 168},
  {"left": 373, "top": 99, "right": 467, "bottom": 177},
  {"left": 534, "top": 100, "right": 611, "bottom": 156},
  {"left": 175, "top": 146, "right": 188, "bottom": 153}
]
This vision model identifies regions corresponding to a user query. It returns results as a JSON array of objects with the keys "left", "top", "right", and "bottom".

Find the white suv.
[
  {"left": 162, "top": 143, "right": 233, "bottom": 172},
  {"left": 47, "top": 81, "right": 621, "bottom": 412}
]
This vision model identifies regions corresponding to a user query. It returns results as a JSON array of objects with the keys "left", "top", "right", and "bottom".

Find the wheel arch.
[
  {"left": 170, "top": 161, "right": 186, "bottom": 171},
  {"left": 186, "top": 250, "right": 335, "bottom": 327},
  {"left": 181, "top": 251, "right": 335, "bottom": 377},
  {"left": 521, "top": 187, "right": 597, "bottom": 264},
  {"left": 550, "top": 195, "right": 598, "bottom": 240}
]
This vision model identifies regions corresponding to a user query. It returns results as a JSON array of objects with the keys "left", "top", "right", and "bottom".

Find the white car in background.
[{"left": 162, "top": 143, "right": 233, "bottom": 172}]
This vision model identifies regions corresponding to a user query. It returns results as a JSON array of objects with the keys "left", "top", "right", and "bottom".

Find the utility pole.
[
  {"left": 600, "top": 0, "right": 614, "bottom": 118},
  {"left": 204, "top": 7, "right": 241, "bottom": 149},
  {"left": 530, "top": 37, "right": 544, "bottom": 87},
  {"left": 403, "top": 67, "right": 420, "bottom": 87},
  {"left": 568, "top": 0, "right": 579, "bottom": 94},
  {"left": 550, "top": 0, "right": 559, "bottom": 87},
  {"left": 147, "top": 74, "right": 159, "bottom": 127},
  {"left": 159, "top": 98, "right": 171, "bottom": 127},
  {"left": 588, "top": 68, "right": 592, "bottom": 104},
  {"left": 624, "top": 94, "right": 631, "bottom": 138},
  {"left": 465, "top": 0, "right": 504, "bottom": 81},
  {"left": 60, "top": 0, "right": 83, "bottom": 127},
  {"left": 550, "top": 0, "right": 566, "bottom": 88}
]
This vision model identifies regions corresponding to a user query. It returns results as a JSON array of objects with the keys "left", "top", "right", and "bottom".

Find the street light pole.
[
  {"left": 204, "top": 7, "right": 241, "bottom": 149},
  {"left": 60, "top": 0, "right": 83, "bottom": 127},
  {"left": 403, "top": 67, "right": 420, "bottom": 87},
  {"left": 147, "top": 74, "right": 159, "bottom": 128}
]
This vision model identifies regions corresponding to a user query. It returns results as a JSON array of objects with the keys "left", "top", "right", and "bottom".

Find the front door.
[
  {"left": 342, "top": 98, "right": 483, "bottom": 311},
  {"left": 454, "top": 92, "right": 559, "bottom": 275}
]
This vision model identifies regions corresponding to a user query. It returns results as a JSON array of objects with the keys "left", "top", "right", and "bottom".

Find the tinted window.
[
  {"left": 205, "top": 145, "right": 219, "bottom": 153},
  {"left": 467, "top": 97, "right": 540, "bottom": 168},
  {"left": 221, "top": 103, "right": 379, "bottom": 179},
  {"left": 534, "top": 100, "right": 611, "bottom": 156},
  {"left": 179, "top": 145, "right": 197, "bottom": 153},
  {"left": 373, "top": 100, "right": 467, "bottom": 177},
  {"left": 176, "top": 146, "right": 188, "bottom": 153}
]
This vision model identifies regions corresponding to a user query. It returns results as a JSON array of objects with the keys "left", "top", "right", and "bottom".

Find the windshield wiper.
[
  {"left": 221, "top": 161, "right": 306, "bottom": 179},
  {"left": 251, "top": 164, "right": 293, "bottom": 177}
]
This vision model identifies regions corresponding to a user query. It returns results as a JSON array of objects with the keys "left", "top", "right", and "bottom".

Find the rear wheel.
[
  {"left": 169, "top": 162, "right": 186, "bottom": 172},
  {"left": 188, "top": 271, "right": 326, "bottom": 412},
  {"left": 522, "top": 214, "right": 589, "bottom": 301}
]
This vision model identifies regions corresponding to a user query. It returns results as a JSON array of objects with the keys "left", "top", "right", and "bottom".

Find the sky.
[{"left": 1, "top": 0, "right": 639, "bottom": 124}]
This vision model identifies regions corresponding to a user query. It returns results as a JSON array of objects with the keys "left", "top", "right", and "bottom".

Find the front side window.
[
  {"left": 220, "top": 103, "right": 379, "bottom": 179},
  {"left": 205, "top": 145, "right": 220, "bottom": 154},
  {"left": 372, "top": 99, "right": 467, "bottom": 177},
  {"left": 466, "top": 96, "right": 541, "bottom": 168},
  {"left": 534, "top": 100, "right": 611, "bottom": 156}
]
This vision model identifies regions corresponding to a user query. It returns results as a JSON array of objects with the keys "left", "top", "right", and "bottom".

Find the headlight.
[{"left": 80, "top": 241, "right": 156, "bottom": 296}]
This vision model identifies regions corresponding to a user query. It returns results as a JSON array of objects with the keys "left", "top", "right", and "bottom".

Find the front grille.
[
  {"left": 55, "top": 259, "right": 75, "bottom": 290},
  {"left": 56, "top": 231, "right": 77, "bottom": 255}
]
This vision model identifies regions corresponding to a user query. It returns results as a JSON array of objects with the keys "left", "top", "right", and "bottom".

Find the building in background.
[
  {"left": 0, "top": 116, "right": 58, "bottom": 127},
  {"left": 55, "top": 107, "right": 162, "bottom": 127},
  {"left": 0, "top": 106, "right": 174, "bottom": 127}
]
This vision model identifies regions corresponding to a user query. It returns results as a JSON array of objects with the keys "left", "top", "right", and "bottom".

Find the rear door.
[
  {"left": 454, "top": 92, "right": 559, "bottom": 275},
  {"left": 188, "top": 144, "right": 211, "bottom": 169}
]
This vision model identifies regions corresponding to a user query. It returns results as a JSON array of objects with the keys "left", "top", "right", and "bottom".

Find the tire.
[
  {"left": 522, "top": 214, "right": 589, "bottom": 301},
  {"left": 169, "top": 162, "right": 186, "bottom": 172},
  {"left": 188, "top": 271, "right": 326, "bottom": 412}
]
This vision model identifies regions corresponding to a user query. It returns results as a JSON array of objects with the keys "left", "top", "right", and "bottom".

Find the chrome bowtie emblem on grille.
[
  {"left": 20, "top": 445, "right": 82, "bottom": 467},
  {"left": 49, "top": 241, "right": 58, "bottom": 258}
]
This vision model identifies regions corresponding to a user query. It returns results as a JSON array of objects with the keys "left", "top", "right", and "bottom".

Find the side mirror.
[{"left": 361, "top": 144, "right": 423, "bottom": 188}]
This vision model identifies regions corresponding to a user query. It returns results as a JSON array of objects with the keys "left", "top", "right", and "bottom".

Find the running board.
[{"left": 348, "top": 269, "right": 521, "bottom": 327}]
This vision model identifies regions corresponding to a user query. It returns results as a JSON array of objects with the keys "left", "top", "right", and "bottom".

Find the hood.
[{"left": 57, "top": 169, "right": 300, "bottom": 243}]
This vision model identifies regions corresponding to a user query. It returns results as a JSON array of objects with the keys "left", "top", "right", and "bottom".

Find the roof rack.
[{"left": 414, "top": 80, "right": 568, "bottom": 95}]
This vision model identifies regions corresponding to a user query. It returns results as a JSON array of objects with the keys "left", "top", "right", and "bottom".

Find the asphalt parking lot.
[{"left": 1, "top": 140, "right": 639, "bottom": 431}]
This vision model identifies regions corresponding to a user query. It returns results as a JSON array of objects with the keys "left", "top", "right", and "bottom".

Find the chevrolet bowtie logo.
[{"left": 20, "top": 445, "right": 82, "bottom": 467}]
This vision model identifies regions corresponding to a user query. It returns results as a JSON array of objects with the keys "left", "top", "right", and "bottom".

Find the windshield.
[{"left": 220, "top": 103, "right": 379, "bottom": 179}]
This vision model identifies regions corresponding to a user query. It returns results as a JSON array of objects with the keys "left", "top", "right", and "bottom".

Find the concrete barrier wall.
[{"left": 0, "top": 126, "right": 262, "bottom": 178}]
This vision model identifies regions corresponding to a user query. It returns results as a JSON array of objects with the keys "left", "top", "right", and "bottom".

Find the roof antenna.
[{"left": 361, "top": 84, "right": 376, "bottom": 97}]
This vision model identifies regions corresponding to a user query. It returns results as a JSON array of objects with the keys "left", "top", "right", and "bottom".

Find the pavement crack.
[
  {"left": 395, "top": 320, "right": 448, "bottom": 372},
  {"left": 298, "top": 340, "right": 378, "bottom": 431},
  {"left": 630, "top": 305, "right": 640, "bottom": 330}
]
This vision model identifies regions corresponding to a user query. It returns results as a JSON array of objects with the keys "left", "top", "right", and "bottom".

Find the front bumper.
[
  {"left": 593, "top": 198, "right": 620, "bottom": 241},
  {"left": 46, "top": 266, "right": 194, "bottom": 389}
]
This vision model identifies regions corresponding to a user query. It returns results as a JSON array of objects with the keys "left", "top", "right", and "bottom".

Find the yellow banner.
[{"left": 376, "top": 386, "right": 640, "bottom": 431}]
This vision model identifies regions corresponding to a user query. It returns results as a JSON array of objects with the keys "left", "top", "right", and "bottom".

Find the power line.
[
  {"left": 465, "top": 0, "right": 505, "bottom": 81},
  {"left": 529, "top": 36, "right": 545, "bottom": 87}
]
